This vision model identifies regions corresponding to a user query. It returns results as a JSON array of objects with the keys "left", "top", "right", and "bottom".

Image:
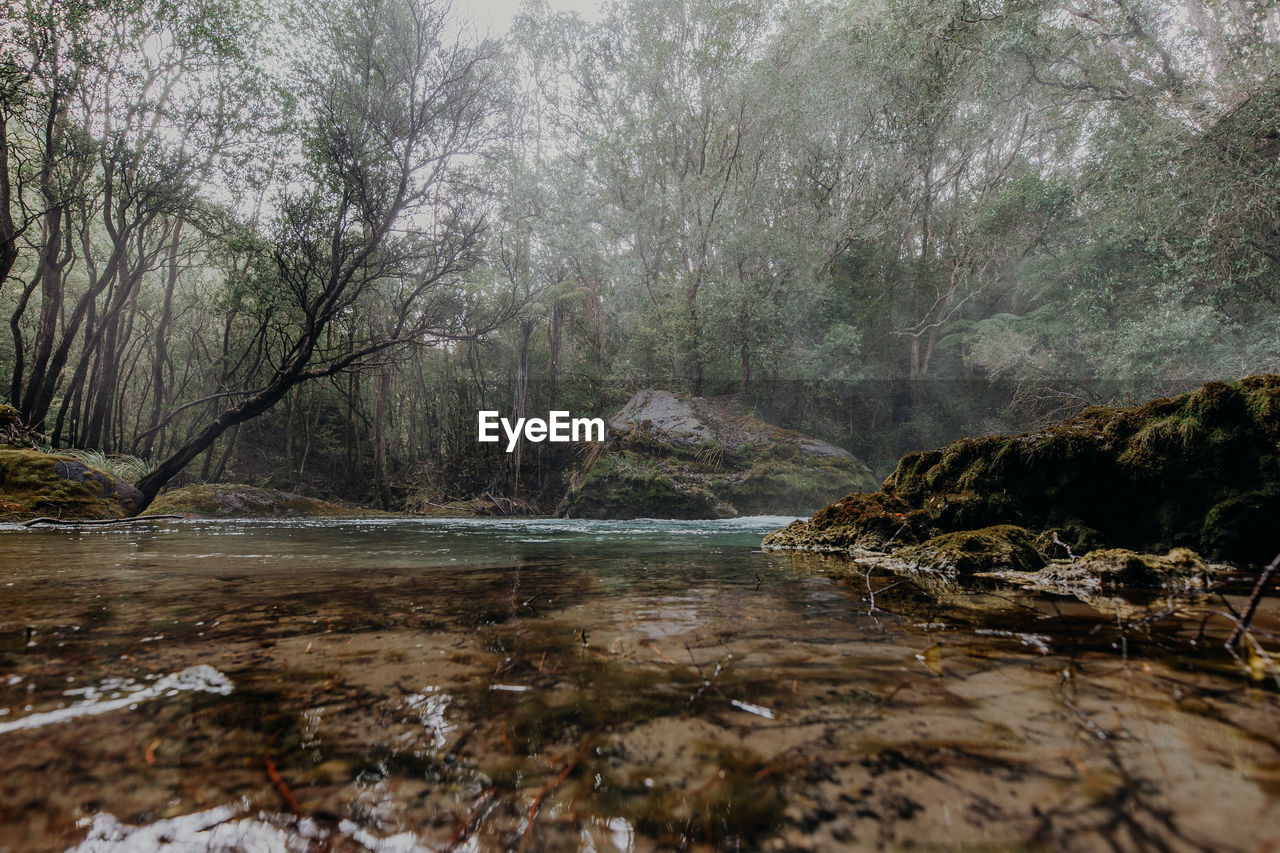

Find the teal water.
[{"left": 1, "top": 517, "right": 1277, "bottom": 851}]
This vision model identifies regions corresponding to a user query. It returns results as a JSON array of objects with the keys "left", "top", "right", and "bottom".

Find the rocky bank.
[{"left": 764, "top": 374, "right": 1280, "bottom": 588}]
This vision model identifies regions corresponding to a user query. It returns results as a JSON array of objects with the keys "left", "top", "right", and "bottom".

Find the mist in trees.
[{"left": 2, "top": 0, "right": 1277, "bottom": 509}]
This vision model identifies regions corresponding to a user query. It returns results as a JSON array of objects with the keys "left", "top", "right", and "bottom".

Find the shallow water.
[{"left": 1, "top": 517, "right": 1277, "bottom": 851}]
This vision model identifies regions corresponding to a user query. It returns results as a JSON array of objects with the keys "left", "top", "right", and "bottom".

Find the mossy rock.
[
  {"left": 1030, "top": 547, "right": 1221, "bottom": 591},
  {"left": 771, "top": 374, "right": 1280, "bottom": 566},
  {"left": 143, "top": 484, "right": 385, "bottom": 518},
  {"left": 0, "top": 449, "right": 145, "bottom": 520},
  {"left": 1031, "top": 522, "right": 1105, "bottom": 560},
  {"left": 897, "top": 525, "right": 1046, "bottom": 576},
  {"left": 561, "top": 389, "right": 877, "bottom": 519},
  {"left": 564, "top": 452, "right": 733, "bottom": 520},
  {"left": 762, "top": 491, "right": 931, "bottom": 551}
]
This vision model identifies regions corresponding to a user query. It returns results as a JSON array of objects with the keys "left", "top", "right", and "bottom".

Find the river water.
[{"left": 1, "top": 517, "right": 1277, "bottom": 851}]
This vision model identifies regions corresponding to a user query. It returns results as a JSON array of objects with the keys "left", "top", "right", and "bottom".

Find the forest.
[
  {"left": 2, "top": 0, "right": 1278, "bottom": 511},
  {"left": 4, "top": 4, "right": 1280, "bottom": 848}
]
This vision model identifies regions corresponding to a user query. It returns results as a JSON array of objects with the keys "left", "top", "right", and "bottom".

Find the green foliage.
[{"left": 5, "top": 0, "right": 1280, "bottom": 511}]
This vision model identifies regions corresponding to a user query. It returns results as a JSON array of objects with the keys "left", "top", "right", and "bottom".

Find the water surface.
[{"left": 1, "top": 517, "right": 1277, "bottom": 851}]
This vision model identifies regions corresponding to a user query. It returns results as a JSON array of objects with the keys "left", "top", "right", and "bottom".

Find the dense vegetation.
[{"left": 1, "top": 0, "right": 1277, "bottom": 510}]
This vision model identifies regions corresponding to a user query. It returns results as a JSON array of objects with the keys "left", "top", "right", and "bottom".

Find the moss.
[
  {"left": 144, "top": 484, "right": 386, "bottom": 518},
  {"left": 0, "top": 448, "right": 144, "bottom": 520},
  {"left": 767, "top": 374, "right": 1280, "bottom": 587},
  {"left": 1035, "top": 547, "right": 1220, "bottom": 590},
  {"left": 0, "top": 405, "right": 21, "bottom": 435},
  {"left": 1032, "top": 521, "right": 1104, "bottom": 560},
  {"left": 723, "top": 455, "right": 878, "bottom": 516},
  {"left": 871, "top": 375, "right": 1280, "bottom": 563},
  {"left": 763, "top": 491, "right": 932, "bottom": 551},
  {"left": 1199, "top": 486, "right": 1280, "bottom": 566},
  {"left": 898, "top": 525, "right": 1045, "bottom": 576}
]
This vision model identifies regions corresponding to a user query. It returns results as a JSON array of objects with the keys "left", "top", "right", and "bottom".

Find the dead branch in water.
[
  {"left": 263, "top": 756, "right": 304, "bottom": 817},
  {"left": 445, "top": 785, "right": 499, "bottom": 852},
  {"left": 1226, "top": 550, "right": 1280, "bottom": 651},
  {"left": 518, "top": 728, "right": 598, "bottom": 852},
  {"left": 21, "top": 514, "right": 185, "bottom": 527}
]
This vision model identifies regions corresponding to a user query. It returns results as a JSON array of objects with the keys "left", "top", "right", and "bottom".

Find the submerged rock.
[
  {"left": 559, "top": 389, "right": 878, "bottom": 519},
  {"left": 143, "top": 483, "right": 384, "bottom": 518},
  {"left": 765, "top": 374, "right": 1280, "bottom": 587},
  {"left": 1021, "top": 547, "right": 1220, "bottom": 592},
  {"left": 0, "top": 449, "right": 145, "bottom": 520}
]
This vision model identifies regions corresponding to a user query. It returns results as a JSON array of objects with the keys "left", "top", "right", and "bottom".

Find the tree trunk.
[
  {"left": 511, "top": 319, "right": 534, "bottom": 492},
  {"left": 373, "top": 367, "right": 393, "bottom": 509},
  {"left": 17, "top": 88, "right": 69, "bottom": 430},
  {"left": 8, "top": 270, "right": 40, "bottom": 407},
  {"left": 139, "top": 220, "right": 182, "bottom": 458},
  {"left": 548, "top": 303, "right": 561, "bottom": 409},
  {"left": 0, "top": 102, "right": 18, "bottom": 291},
  {"left": 19, "top": 204, "right": 67, "bottom": 429},
  {"left": 135, "top": 376, "right": 301, "bottom": 504}
]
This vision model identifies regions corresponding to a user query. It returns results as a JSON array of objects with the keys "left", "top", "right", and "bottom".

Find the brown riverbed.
[{"left": 1, "top": 517, "right": 1277, "bottom": 851}]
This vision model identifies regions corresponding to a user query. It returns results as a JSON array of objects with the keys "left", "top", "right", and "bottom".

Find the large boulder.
[
  {"left": 559, "top": 390, "right": 878, "bottom": 519},
  {"left": 0, "top": 449, "right": 146, "bottom": 520},
  {"left": 764, "top": 374, "right": 1280, "bottom": 575}
]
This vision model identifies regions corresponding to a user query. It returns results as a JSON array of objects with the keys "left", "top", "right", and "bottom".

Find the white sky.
[{"left": 448, "top": 0, "right": 604, "bottom": 35}]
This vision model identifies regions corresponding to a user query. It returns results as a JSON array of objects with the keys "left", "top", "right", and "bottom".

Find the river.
[{"left": 1, "top": 517, "right": 1277, "bottom": 851}]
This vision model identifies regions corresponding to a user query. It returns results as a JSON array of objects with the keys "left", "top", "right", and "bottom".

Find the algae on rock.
[
  {"left": 559, "top": 390, "right": 877, "bottom": 519},
  {"left": 0, "top": 449, "right": 146, "bottom": 520}
]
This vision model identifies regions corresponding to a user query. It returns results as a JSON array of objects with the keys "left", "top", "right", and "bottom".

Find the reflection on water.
[
  {"left": 0, "top": 665, "right": 233, "bottom": 736},
  {"left": 1, "top": 516, "right": 1277, "bottom": 851}
]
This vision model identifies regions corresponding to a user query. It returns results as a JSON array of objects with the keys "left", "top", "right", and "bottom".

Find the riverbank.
[{"left": 765, "top": 374, "right": 1280, "bottom": 592}]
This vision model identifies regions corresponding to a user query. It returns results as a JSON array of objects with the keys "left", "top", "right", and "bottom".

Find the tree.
[{"left": 133, "top": 0, "right": 499, "bottom": 505}]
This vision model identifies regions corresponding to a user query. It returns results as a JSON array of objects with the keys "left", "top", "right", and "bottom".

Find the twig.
[
  {"left": 518, "top": 729, "right": 597, "bottom": 852},
  {"left": 881, "top": 520, "right": 911, "bottom": 549},
  {"left": 1062, "top": 698, "right": 1111, "bottom": 740},
  {"left": 263, "top": 756, "right": 303, "bottom": 816},
  {"left": 444, "top": 786, "right": 498, "bottom": 851},
  {"left": 1226, "top": 550, "right": 1280, "bottom": 651},
  {"left": 1051, "top": 531, "right": 1076, "bottom": 562}
]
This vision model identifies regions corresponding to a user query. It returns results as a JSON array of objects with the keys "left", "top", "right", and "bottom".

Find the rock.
[
  {"left": 898, "top": 525, "right": 1046, "bottom": 576},
  {"left": 761, "top": 493, "right": 924, "bottom": 552},
  {"left": 1028, "top": 547, "right": 1220, "bottom": 590},
  {"left": 143, "top": 483, "right": 386, "bottom": 518},
  {"left": 0, "top": 449, "right": 146, "bottom": 520},
  {"left": 559, "top": 390, "right": 878, "bottom": 519},
  {"left": 765, "top": 374, "right": 1280, "bottom": 569}
]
